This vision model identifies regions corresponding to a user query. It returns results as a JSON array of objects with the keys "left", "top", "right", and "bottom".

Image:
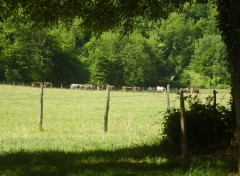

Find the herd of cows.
[
  {"left": 31, "top": 81, "right": 200, "bottom": 94},
  {"left": 31, "top": 82, "right": 52, "bottom": 87}
]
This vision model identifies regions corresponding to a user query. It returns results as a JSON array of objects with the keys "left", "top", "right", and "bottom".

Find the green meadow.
[{"left": 0, "top": 85, "right": 235, "bottom": 175}]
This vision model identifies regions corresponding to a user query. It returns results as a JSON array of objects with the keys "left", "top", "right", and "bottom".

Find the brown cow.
[
  {"left": 31, "top": 82, "right": 42, "bottom": 87},
  {"left": 179, "top": 88, "right": 190, "bottom": 93},
  {"left": 191, "top": 88, "right": 200, "bottom": 94}
]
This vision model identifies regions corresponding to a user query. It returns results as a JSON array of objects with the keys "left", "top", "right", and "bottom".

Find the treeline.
[{"left": 0, "top": 2, "right": 230, "bottom": 88}]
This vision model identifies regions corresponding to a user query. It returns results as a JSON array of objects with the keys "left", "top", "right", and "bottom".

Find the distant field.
[
  {"left": 0, "top": 84, "right": 233, "bottom": 176},
  {"left": 0, "top": 85, "right": 231, "bottom": 152},
  {"left": 0, "top": 85, "right": 170, "bottom": 152}
]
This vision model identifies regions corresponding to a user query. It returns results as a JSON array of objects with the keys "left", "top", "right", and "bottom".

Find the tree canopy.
[
  {"left": 1, "top": 0, "right": 205, "bottom": 34},
  {"left": 0, "top": 2, "right": 229, "bottom": 88}
]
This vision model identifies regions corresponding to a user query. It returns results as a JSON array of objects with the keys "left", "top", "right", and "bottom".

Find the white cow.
[
  {"left": 156, "top": 86, "right": 166, "bottom": 93},
  {"left": 70, "top": 84, "right": 78, "bottom": 89},
  {"left": 70, "top": 84, "right": 84, "bottom": 89}
]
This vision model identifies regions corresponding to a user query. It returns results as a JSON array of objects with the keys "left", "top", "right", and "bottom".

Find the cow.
[
  {"left": 179, "top": 88, "right": 190, "bottom": 93},
  {"left": 70, "top": 84, "right": 78, "bottom": 89},
  {"left": 156, "top": 86, "right": 166, "bottom": 93},
  {"left": 148, "top": 87, "right": 155, "bottom": 92},
  {"left": 44, "top": 82, "right": 52, "bottom": 88},
  {"left": 84, "top": 84, "right": 94, "bottom": 90},
  {"left": 31, "top": 82, "right": 42, "bottom": 87},
  {"left": 191, "top": 88, "right": 200, "bottom": 94},
  {"left": 109, "top": 85, "right": 115, "bottom": 91},
  {"left": 132, "top": 86, "right": 141, "bottom": 92},
  {"left": 122, "top": 86, "right": 132, "bottom": 92},
  {"left": 70, "top": 84, "right": 84, "bottom": 89},
  {"left": 32, "top": 81, "right": 53, "bottom": 88},
  {"left": 97, "top": 86, "right": 104, "bottom": 90}
]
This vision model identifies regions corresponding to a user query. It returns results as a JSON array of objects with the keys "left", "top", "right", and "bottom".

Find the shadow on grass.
[{"left": 0, "top": 143, "right": 237, "bottom": 176}]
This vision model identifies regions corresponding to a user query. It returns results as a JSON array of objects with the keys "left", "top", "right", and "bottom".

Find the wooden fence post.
[
  {"left": 167, "top": 84, "right": 170, "bottom": 109},
  {"left": 39, "top": 82, "right": 44, "bottom": 131},
  {"left": 104, "top": 84, "right": 110, "bottom": 133},
  {"left": 180, "top": 91, "right": 188, "bottom": 159},
  {"left": 213, "top": 90, "right": 218, "bottom": 148}
]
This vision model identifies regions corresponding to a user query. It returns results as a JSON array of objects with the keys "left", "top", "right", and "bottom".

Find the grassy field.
[{"left": 0, "top": 84, "right": 236, "bottom": 175}]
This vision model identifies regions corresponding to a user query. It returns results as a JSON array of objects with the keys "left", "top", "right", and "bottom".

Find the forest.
[{"left": 0, "top": 1, "right": 230, "bottom": 89}]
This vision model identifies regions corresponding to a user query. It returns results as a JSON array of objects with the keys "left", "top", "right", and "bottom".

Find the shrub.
[{"left": 161, "top": 95, "right": 234, "bottom": 154}]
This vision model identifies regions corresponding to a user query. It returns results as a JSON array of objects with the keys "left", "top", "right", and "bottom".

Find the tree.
[
  {"left": 82, "top": 33, "right": 125, "bottom": 86},
  {"left": 82, "top": 31, "right": 163, "bottom": 87},
  {"left": 1, "top": 0, "right": 240, "bottom": 172},
  {"left": 0, "top": 20, "right": 54, "bottom": 82},
  {"left": 189, "top": 34, "right": 230, "bottom": 87}
]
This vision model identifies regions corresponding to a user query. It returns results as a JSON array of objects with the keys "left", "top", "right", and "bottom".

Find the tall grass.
[
  {"left": 0, "top": 84, "right": 235, "bottom": 176},
  {"left": 1, "top": 85, "right": 173, "bottom": 154}
]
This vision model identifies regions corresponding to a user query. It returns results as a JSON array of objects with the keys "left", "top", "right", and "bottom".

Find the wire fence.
[
  {"left": 1, "top": 84, "right": 176, "bottom": 132},
  {"left": 0, "top": 83, "right": 231, "bottom": 131}
]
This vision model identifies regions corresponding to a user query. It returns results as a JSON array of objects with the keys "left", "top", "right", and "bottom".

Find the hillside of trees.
[{"left": 0, "top": 2, "right": 230, "bottom": 88}]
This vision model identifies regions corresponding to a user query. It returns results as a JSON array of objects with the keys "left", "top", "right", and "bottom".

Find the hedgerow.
[{"left": 161, "top": 95, "right": 234, "bottom": 154}]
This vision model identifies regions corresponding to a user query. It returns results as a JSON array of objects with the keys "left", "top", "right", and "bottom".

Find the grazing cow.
[
  {"left": 31, "top": 82, "right": 42, "bottom": 87},
  {"left": 97, "top": 85, "right": 107, "bottom": 90},
  {"left": 156, "top": 86, "right": 166, "bottom": 93},
  {"left": 97, "top": 86, "right": 104, "bottom": 90},
  {"left": 70, "top": 84, "right": 78, "bottom": 89},
  {"left": 132, "top": 86, "right": 141, "bottom": 92},
  {"left": 179, "top": 88, "right": 190, "bottom": 93},
  {"left": 84, "top": 84, "right": 94, "bottom": 90},
  {"left": 79, "top": 84, "right": 85, "bottom": 89},
  {"left": 44, "top": 82, "right": 52, "bottom": 88},
  {"left": 109, "top": 85, "right": 115, "bottom": 91},
  {"left": 122, "top": 86, "right": 127, "bottom": 92},
  {"left": 148, "top": 87, "right": 155, "bottom": 92},
  {"left": 191, "top": 88, "right": 200, "bottom": 94},
  {"left": 70, "top": 84, "right": 83, "bottom": 89},
  {"left": 122, "top": 86, "right": 132, "bottom": 92}
]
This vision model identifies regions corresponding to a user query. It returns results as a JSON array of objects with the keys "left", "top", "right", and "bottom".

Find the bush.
[{"left": 161, "top": 95, "right": 234, "bottom": 154}]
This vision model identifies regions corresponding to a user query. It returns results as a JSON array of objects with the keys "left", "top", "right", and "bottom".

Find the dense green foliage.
[
  {"left": 162, "top": 95, "right": 233, "bottom": 154},
  {"left": 0, "top": 0, "right": 191, "bottom": 34},
  {"left": 0, "top": 2, "right": 230, "bottom": 88}
]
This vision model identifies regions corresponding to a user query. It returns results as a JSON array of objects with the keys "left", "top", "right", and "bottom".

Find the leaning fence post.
[
  {"left": 180, "top": 90, "right": 188, "bottom": 159},
  {"left": 39, "top": 82, "right": 44, "bottom": 131},
  {"left": 104, "top": 84, "right": 110, "bottom": 133}
]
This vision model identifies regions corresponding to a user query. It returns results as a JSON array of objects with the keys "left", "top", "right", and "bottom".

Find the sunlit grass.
[
  {"left": 0, "top": 85, "right": 170, "bottom": 152},
  {"left": 0, "top": 84, "right": 235, "bottom": 175}
]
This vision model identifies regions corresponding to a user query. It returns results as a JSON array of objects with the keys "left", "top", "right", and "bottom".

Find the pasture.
[{"left": 0, "top": 85, "right": 235, "bottom": 175}]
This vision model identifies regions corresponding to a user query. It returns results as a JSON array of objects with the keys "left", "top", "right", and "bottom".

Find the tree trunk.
[
  {"left": 233, "top": 60, "right": 240, "bottom": 173},
  {"left": 224, "top": 0, "right": 240, "bottom": 172}
]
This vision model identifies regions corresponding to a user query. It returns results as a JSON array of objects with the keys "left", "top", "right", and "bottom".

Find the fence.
[
  {"left": 179, "top": 90, "right": 221, "bottom": 159},
  {"left": 0, "top": 84, "right": 173, "bottom": 135},
  {"left": 0, "top": 83, "right": 231, "bottom": 159}
]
